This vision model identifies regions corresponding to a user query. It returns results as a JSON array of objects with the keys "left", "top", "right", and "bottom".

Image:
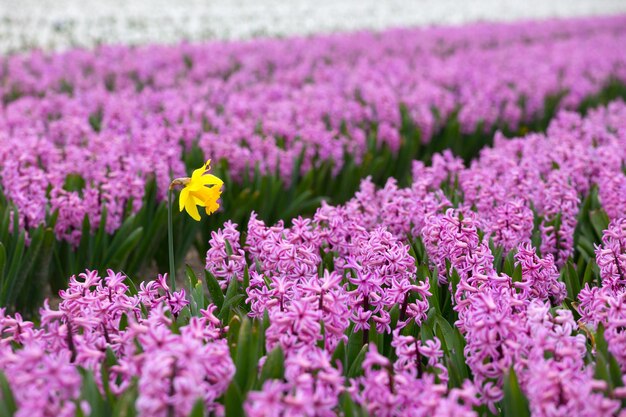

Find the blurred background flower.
[{"left": 1, "top": 0, "right": 626, "bottom": 53}]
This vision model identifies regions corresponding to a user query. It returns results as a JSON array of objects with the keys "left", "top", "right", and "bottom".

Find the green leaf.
[
  {"left": 589, "top": 209, "right": 610, "bottom": 241},
  {"left": 581, "top": 260, "right": 596, "bottom": 289},
  {"left": 8, "top": 227, "right": 46, "bottom": 308},
  {"left": 420, "top": 309, "right": 436, "bottom": 341},
  {"left": 347, "top": 345, "right": 368, "bottom": 378},
  {"left": 331, "top": 340, "right": 346, "bottom": 370},
  {"left": 186, "top": 265, "right": 198, "bottom": 287},
  {"left": 594, "top": 351, "right": 612, "bottom": 387},
  {"left": 111, "top": 385, "right": 137, "bottom": 417},
  {"left": 0, "top": 243, "right": 6, "bottom": 281},
  {"left": 512, "top": 264, "right": 522, "bottom": 283},
  {"left": 204, "top": 270, "right": 224, "bottom": 311},
  {"left": 502, "top": 368, "right": 530, "bottom": 417},
  {"left": 108, "top": 227, "right": 144, "bottom": 267},
  {"left": 576, "top": 237, "right": 596, "bottom": 260},
  {"left": 2, "top": 232, "right": 25, "bottom": 304},
  {"left": 93, "top": 206, "right": 108, "bottom": 265},
  {"left": 220, "top": 276, "right": 243, "bottom": 320},
  {"left": 76, "top": 214, "right": 91, "bottom": 267},
  {"left": 80, "top": 369, "right": 108, "bottom": 417},
  {"left": 221, "top": 294, "right": 245, "bottom": 315},
  {"left": 433, "top": 314, "right": 468, "bottom": 384},
  {"left": 224, "top": 382, "right": 244, "bottom": 417},
  {"left": 609, "top": 354, "right": 623, "bottom": 390},
  {"left": 63, "top": 173, "right": 86, "bottom": 193},
  {"left": 191, "top": 281, "right": 205, "bottom": 316},
  {"left": 101, "top": 347, "right": 118, "bottom": 400},
  {"left": 596, "top": 324, "right": 610, "bottom": 357},
  {"left": 233, "top": 317, "right": 258, "bottom": 392},
  {"left": 569, "top": 261, "right": 580, "bottom": 297},
  {"left": 502, "top": 251, "right": 516, "bottom": 277},
  {"left": 188, "top": 399, "right": 205, "bottom": 417},
  {"left": 347, "top": 328, "right": 364, "bottom": 371},
  {"left": 0, "top": 371, "right": 16, "bottom": 416},
  {"left": 241, "top": 264, "right": 250, "bottom": 292},
  {"left": 185, "top": 267, "right": 203, "bottom": 317},
  {"left": 594, "top": 324, "right": 623, "bottom": 390},
  {"left": 224, "top": 314, "right": 239, "bottom": 355},
  {"left": 492, "top": 243, "right": 505, "bottom": 273},
  {"left": 119, "top": 313, "right": 129, "bottom": 331},
  {"left": 340, "top": 391, "right": 364, "bottom": 417},
  {"left": 427, "top": 270, "right": 440, "bottom": 313},
  {"left": 562, "top": 261, "right": 581, "bottom": 300},
  {"left": 259, "top": 346, "right": 285, "bottom": 386}
]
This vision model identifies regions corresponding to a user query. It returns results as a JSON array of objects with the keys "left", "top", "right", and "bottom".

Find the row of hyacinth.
[
  {"left": 1, "top": 15, "right": 626, "bottom": 245},
  {"left": 1, "top": 98, "right": 626, "bottom": 416}
]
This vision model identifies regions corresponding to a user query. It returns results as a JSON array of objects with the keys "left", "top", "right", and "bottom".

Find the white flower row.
[{"left": 2, "top": 0, "right": 626, "bottom": 53}]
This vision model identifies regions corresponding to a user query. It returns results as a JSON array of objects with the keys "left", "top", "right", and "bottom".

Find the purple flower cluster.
[
  {"left": 514, "top": 243, "right": 566, "bottom": 305},
  {"left": 0, "top": 98, "right": 625, "bottom": 414},
  {"left": 2, "top": 16, "right": 626, "bottom": 243},
  {"left": 520, "top": 302, "right": 620, "bottom": 417},
  {"left": 237, "top": 213, "right": 430, "bottom": 353},
  {"left": 457, "top": 281, "right": 521, "bottom": 406},
  {"left": 0, "top": 119, "right": 179, "bottom": 245},
  {"left": 596, "top": 218, "right": 626, "bottom": 292},
  {"left": 209, "top": 99, "right": 626, "bottom": 412},
  {"left": 579, "top": 218, "right": 626, "bottom": 373},
  {"left": 2, "top": 18, "right": 626, "bottom": 410},
  {"left": 423, "top": 208, "right": 492, "bottom": 284},
  {"left": 0, "top": 332, "right": 85, "bottom": 417},
  {"left": 346, "top": 226, "right": 429, "bottom": 332},
  {"left": 349, "top": 344, "right": 478, "bottom": 417},
  {"left": 0, "top": 270, "right": 234, "bottom": 416},
  {"left": 246, "top": 347, "right": 344, "bottom": 417},
  {"left": 242, "top": 216, "right": 350, "bottom": 353},
  {"left": 538, "top": 172, "right": 580, "bottom": 266},
  {"left": 205, "top": 220, "right": 247, "bottom": 288}
]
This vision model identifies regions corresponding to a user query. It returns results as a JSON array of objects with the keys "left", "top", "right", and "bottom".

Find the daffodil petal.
[
  {"left": 192, "top": 194, "right": 207, "bottom": 207},
  {"left": 179, "top": 187, "right": 190, "bottom": 212},
  {"left": 206, "top": 188, "right": 222, "bottom": 214},
  {"left": 184, "top": 196, "right": 201, "bottom": 221},
  {"left": 185, "top": 182, "right": 203, "bottom": 192},
  {"left": 198, "top": 174, "right": 223, "bottom": 186},
  {"left": 191, "top": 164, "right": 207, "bottom": 181},
  {"left": 189, "top": 188, "right": 213, "bottom": 204},
  {"left": 206, "top": 200, "right": 220, "bottom": 215},
  {"left": 186, "top": 179, "right": 221, "bottom": 193}
]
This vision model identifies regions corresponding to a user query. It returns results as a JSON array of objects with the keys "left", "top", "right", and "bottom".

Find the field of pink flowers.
[{"left": 1, "top": 14, "right": 626, "bottom": 417}]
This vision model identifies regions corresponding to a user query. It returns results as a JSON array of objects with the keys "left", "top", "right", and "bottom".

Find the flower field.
[
  {"left": 1, "top": 12, "right": 626, "bottom": 417},
  {"left": 2, "top": 0, "right": 626, "bottom": 53}
]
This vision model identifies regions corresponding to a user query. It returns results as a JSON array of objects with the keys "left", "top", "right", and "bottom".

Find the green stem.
[{"left": 167, "top": 187, "right": 176, "bottom": 291}]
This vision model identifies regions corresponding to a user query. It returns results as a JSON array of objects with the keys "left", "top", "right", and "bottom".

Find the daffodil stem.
[{"left": 167, "top": 187, "right": 176, "bottom": 292}]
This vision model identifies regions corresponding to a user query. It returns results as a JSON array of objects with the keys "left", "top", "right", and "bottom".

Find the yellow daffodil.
[{"left": 171, "top": 160, "right": 223, "bottom": 221}]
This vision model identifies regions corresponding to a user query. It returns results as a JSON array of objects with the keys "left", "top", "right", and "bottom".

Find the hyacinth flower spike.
[{"left": 167, "top": 159, "right": 223, "bottom": 290}]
